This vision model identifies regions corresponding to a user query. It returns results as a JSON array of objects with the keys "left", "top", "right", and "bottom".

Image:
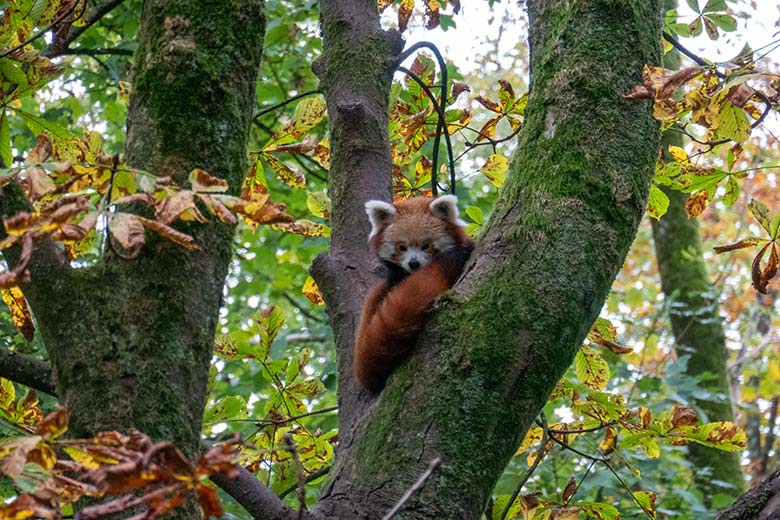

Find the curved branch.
[
  {"left": 210, "top": 466, "right": 318, "bottom": 520},
  {"left": 716, "top": 468, "right": 780, "bottom": 520},
  {"left": 0, "top": 348, "right": 56, "bottom": 396}
]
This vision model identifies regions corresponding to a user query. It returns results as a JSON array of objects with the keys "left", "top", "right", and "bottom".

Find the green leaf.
[
  {"left": 633, "top": 491, "right": 657, "bottom": 519},
  {"left": 686, "top": 0, "right": 700, "bottom": 13},
  {"left": 256, "top": 306, "right": 286, "bottom": 360},
  {"left": 0, "top": 111, "right": 12, "bottom": 168},
  {"left": 465, "top": 206, "right": 483, "bottom": 224},
  {"left": 706, "top": 13, "right": 736, "bottom": 32},
  {"left": 748, "top": 199, "right": 772, "bottom": 236},
  {"left": 702, "top": 0, "right": 727, "bottom": 12},
  {"left": 263, "top": 153, "right": 305, "bottom": 189},
  {"left": 579, "top": 502, "right": 620, "bottom": 520},
  {"left": 574, "top": 346, "right": 610, "bottom": 391},
  {"left": 647, "top": 184, "right": 670, "bottom": 220},
  {"left": 723, "top": 175, "right": 739, "bottom": 206},
  {"left": 203, "top": 395, "right": 248, "bottom": 423},
  {"left": 306, "top": 191, "right": 331, "bottom": 218}
]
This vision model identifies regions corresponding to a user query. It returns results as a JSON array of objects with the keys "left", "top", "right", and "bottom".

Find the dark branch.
[
  {"left": 54, "top": 47, "right": 134, "bottom": 57},
  {"left": 0, "top": 348, "right": 56, "bottom": 396},
  {"left": 253, "top": 90, "right": 322, "bottom": 122},
  {"left": 381, "top": 457, "right": 442, "bottom": 520},
  {"left": 210, "top": 466, "right": 317, "bottom": 520},
  {"left": 0, "top": 1, "right": 84, "bottom": 60},
  {"left": 49, "top": 0, "right": 128, "bottom": 56},
  {"left": 717, "top": 467, "right": 780, "bottom": 520}
]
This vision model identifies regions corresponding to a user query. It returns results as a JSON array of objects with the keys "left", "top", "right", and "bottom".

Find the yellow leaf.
[
  {"left": 1, "top": 287, "right": 34, "bottom": 341},
  {"left": 668, "top": 145, "right": 689, "bottom": 163},
  {"left": 301, "top": 276, "right": 324, "bottom": 305},
  {"left": 480, "top": 154, "right": 508, "bottom": 188}
]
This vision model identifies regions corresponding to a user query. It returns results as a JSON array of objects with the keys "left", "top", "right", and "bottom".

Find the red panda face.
[{"left": 365, "top": 195, "right": 466, "bottom": 273}]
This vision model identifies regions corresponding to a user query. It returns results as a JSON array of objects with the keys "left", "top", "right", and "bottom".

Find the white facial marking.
[{"left": 399, "top": 246, "right": 432, "bottom": 272}]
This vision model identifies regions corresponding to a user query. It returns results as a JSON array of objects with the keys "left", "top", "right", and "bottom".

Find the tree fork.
[{"left": 314, "top": 0, "right": 662, "bottom": 518}]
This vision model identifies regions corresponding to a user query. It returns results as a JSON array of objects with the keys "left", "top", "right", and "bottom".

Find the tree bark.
[
  {"left": 717, "top": 467, "right": 780, "bottom": 520},
  {"left": 651, "top": 14, "right": 745, "bottom": 496},
  {"left": 3, "top": 0, "right": 265, "bottom": 464},
  {"left": 314, "top": 1, "right": 662, "bottom": 518}
]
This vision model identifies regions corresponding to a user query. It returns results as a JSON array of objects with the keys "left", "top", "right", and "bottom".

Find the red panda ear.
[
  {"left": 429, "top": 195, "right": 466, "bottom": 227},
  {"left": 365, "top": 200, "right": 397, "bottom": 239}
]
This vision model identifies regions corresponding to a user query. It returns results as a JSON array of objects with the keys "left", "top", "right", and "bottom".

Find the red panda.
[{"left": 354, "top": 195, "right": 475, "bottom": 393}]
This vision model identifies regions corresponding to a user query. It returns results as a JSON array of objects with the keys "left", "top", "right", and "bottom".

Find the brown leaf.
[
  {"left": 0, "top": 436, "right": 42, "bottom": 479},
  {"left": 25, "top": 134, "right": 53, "bottom": 165},
  {"left": 600, "top": 425, "right": 618, "bottom": 455},
  {"left": 198, "top": 194, "right": 238, "bottom": 225},
  {"left": 1, "top": 287, "right": 35, "bottom": 341},
  {"left": 189, "top": 169, "right": 228, "bottom": 193},
  {"left": 109, "top": 213, "right": 146, "bottom": 257},
  {"left": 0, "top": 493, "right": 58, "bottom": 520},
  {"left": 713, "top": 237, "right": 765, "bottom": 253},
  {"left": 273, "top": 219, "right": 330, "bottom": 237},
  {"left": 138, "top": 218, "right": 199, "bottom": 251},
  {"left": 156, "top": 191, "right": 206, "bottom": 224},
  {"left": 423, "top": 0, "right": 440, "bottom": 29},
  {"left": 474, "top": 95, "right": 502, "bottom": 113},
  {"left": 197, "top": 484, "right": 224, "bottom": 518},
  {"left": 684, "top": 190, "right": 709, "bottom": 218},
  {"left": 35, "top": 407, "right": 68, "bottom": 439},
  {"left": 302, "top": 276, "right": 324, "bottom": 305},
  {"left": 25, "top": 166, "right": 56, "bottom": 201},
  {"left": 624, "top": 65, "right": 704, "bottom": 101},
  {"left": 752, "top": 242, "right": 779, "bottom": 294},
  {"left": 398, "top": 0, "right": 414, "bottom": 33},
  {"left": 562, "top": 476, "right": 577, "bottom": 505},
  {"left": 727, "top": 83, "right": 754, "bottom": 108},
  {"left": 671, "top": 406, "right": 698, "bottom": 427},
  {"left": 451, "top": 82, "right": 470, "bottom": 101}
]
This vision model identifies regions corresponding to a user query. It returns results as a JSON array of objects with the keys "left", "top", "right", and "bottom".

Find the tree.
[{"left": 1, "top": 0, "right": 779, "bottom": 519}]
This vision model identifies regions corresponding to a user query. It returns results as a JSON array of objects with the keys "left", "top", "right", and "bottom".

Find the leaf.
[
  {"left": 713, "top": 236, "right": 766, "bottom": 253},
  {"left": 312, "top": 138, "right": 330, "bottom": 170},
  {"left": 35, "top": 407, "right": 67, "bottom": 439},
  {"left": 109, "top": 213, "right": 146, "bottom": 257},
  {"left": 480, "top": 154, "right": 508, "bottom": 188},
  {"left": 138, "top": 217, "right": 199, "bottom": 251},
  {"left": 465, "top": 206, "right": 483, "bottom": 225},
  {"left": 562, "top": 476, "right": 577, "bottom": 504},
  {"left": 516, "top": 427, "right": 544, "bottom": 456},
  {"left": 1, "top": 287, "right": 34, "bottom": 341},
  {"left": 599, "top": 425, "right": 617, "bottom": 455},
  {"left": 684, "top": 190, "right": 709, "bottom": 218},
  {"left": 748, "top": 199, "right": 773, "bottom": 236},
  {"left": 25, "top": 166, "right": 56, "bottom": 201},
  {"left": 624, "top": 66, "right": 703, "bottom": 101},
  {"left": 301, "top": 276, "right": 324, "bottom": 305},
  {"left": 198, "top": 194, "right": 238, "bottom": 225},
  {"left": 672, "top": 406, "right": 698, "bottom": 427},
  {"left": 633, "top": 492, "right": 657, "bottom": 519},
  {"left": 306, "top": 191, "right": 331, "bottom": 218},
  {"left": 668, "top": 145, "right": 688, "bottom": 163},
  {"left": 574, "top": 346, "right": 610, "bottom": 391},
  {"left": 156, "top": 191, "right": 205, "bottom": 225},
  {"left": 190, "top": 169, "right": 228, "bottom": 193},
  {"left": 398, "top": 0, "right": 414, "bottom": 32},
  {"left": 204, "top": 396, "right": 247, "bottom": 423},
  {"left": 273, "top": 219, "right": 330, "bottom": 238},
  {"left": 257, "top": 306, "right": 286, "bottom": 359},
  {"left": 646, "top": 184, "right": 670, "bottom": 220},
  {"left": 702, "top": 0, "right": 727, "bottom": 12},
  {"left": 579, "top": 502, "right": 620, "bottom": 520},
  {"left": 264, "top": 97, "right": 327, "bottom": 149},
  {"left": 263, "top": 154, "right": 306, "bottom": 189},
  {"left": 474, "top": 95, "right": 502, "bottom": 113},
  {"left": 0, "top": 111, "right": 12, "bottom": 168},
  {"left": 752, "top": 242, "right": 779, "bottom": 294}
]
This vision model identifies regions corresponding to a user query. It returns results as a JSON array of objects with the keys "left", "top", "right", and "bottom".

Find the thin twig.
[
  {"left": 255, "top": 405, "right": 338, "bottom": 427},
  {"left": 55, "top": 47, "right": 134, "bottom": 56},
  {"left": 381, "top": 457, "right": 442, "bottom": 520},
  {"left": 253, "top": 90, "right": 322, "bottom": 122},
  {"left": 45, "top": 0, "right": 128, "bottom": 57}
]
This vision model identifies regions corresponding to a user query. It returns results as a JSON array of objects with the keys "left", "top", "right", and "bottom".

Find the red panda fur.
[{"left": 354, "top": 196, "right": 474, "bottom": 393}]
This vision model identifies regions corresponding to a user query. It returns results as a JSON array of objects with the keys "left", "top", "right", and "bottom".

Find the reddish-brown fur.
[{"left": 354, "top": 197, "right": 473, "bottom": 393}]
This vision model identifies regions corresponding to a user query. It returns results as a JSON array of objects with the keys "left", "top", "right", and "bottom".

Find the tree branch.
[
  {"left": 717, "top": 468, "right": 780, "bottom": 520},
  {"left": 0, "top": 348, "right": 56, "bottom": 396},
  {"left": 210, "top": 466, "right": 318, "bottom": 520},
  {"left": 43, "top": 0, "right": 128, "bottom": 58}
]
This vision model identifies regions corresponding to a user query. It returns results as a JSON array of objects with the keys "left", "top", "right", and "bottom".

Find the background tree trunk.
[
  {"left": 651, "top": 13, "right": 745, "bottom": 496},
  {"left": 313, "top": 1, "right": 662, "bottom": 518}
]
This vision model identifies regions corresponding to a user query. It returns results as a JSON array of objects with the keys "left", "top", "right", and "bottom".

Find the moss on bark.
[
  {"left": 318, "top": 1, "right": 662, "bottom": 518},
  {"left": 16, "top": 0, "right": 265, "bottom": 473}
]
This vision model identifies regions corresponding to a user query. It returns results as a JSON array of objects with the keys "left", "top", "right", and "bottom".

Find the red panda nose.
[{"left": 408, "top": 259, "right": 420, "bottom": 271}]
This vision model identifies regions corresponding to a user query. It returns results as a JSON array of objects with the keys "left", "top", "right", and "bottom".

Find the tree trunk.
[
  {"left": 7, "top": 0, "right": 265, "bottom": 464},
  {"left": 651, "top": 12, "right": 745, "bottom": 496},
  {"left": 313, "top": 1, "right": 662, "bottom": 518}
]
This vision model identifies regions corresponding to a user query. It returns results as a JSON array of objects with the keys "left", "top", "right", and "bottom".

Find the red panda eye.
[
  {"left": 422, "top": 242, "right": 432, "bottom": 251},
  {"left": 398, "top": 244, "right": 407, "bottom": 252}
]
